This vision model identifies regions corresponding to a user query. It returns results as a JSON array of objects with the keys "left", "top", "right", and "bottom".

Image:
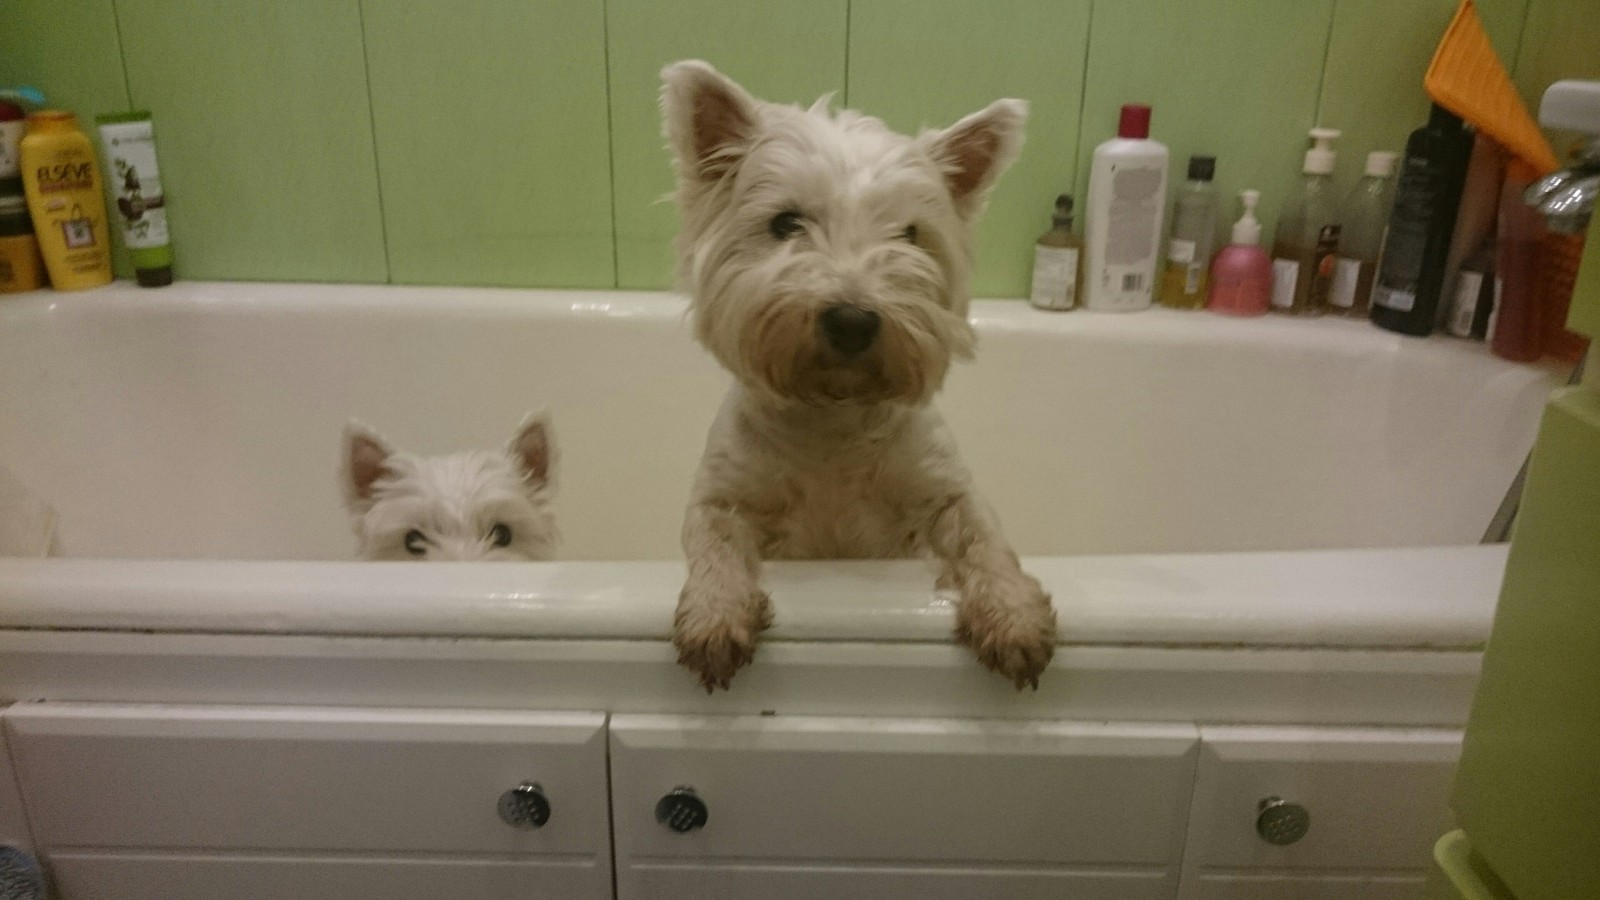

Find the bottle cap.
[
  {"left": 1117, "top": 104, "right": 1152, "bottom": 139},
  {"left": 24, "top": 109, "right": 77, "bottom": 134},
  {"left": 1231, "top": 189, "right": 1262, "bottom": 246},
  {"left": 1303, "top": 127, "right": 1341, "bottom": 175},
  {"left": 1050, "top": 193, "right": 1074, "bottom": 226},
  {"left": 1364, "top": 151, "right": 1398, "bottom": 177},
  {"left": 1187, "top": 155, "right": 1216, "bottom": 181}
]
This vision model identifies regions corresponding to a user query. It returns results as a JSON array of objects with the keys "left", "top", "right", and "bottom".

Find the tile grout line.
[
  {"left": 1506, "top": 0, "right": 1533, "bottom": 84},
  {"left": 1311, "top": 0, "right": 1340, "bottom": 128},
  {"left": 601, "top": 0, "right": 621, "bottom": 289},
  {"left": 107, "top": 0, "right": 136, "bottom": 108},
  {"left": 842, "top": 0, "right": 852, "bottom": 106},
  {"left": 353, "top": 0, "right": 394, "bottom": 284},
  {"left": 1068, "top": 0, "right": 1095, "bottom": 196}
]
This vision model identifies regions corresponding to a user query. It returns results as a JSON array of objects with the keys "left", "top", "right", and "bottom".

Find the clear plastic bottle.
[
  {"left": 1028, "top": 194, "right": 1082, "bottom": 311},
  {"left": 1159, "top": 155, "right": 1218, "bottom": 310},
  {"left": 1328, "top": 151, "right": 1397, "bottom": 317},
  {"left": 1270, "top": 128, "right": 1342, "bottom": 316}
]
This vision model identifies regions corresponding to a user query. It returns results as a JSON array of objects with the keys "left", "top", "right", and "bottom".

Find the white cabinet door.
[
  {"left": 3, "top": 702, "right": 611, "bottom": 900},
  {"left": 1178, "top": 725, "right": 1461, "bottom": 900},
  {"left": 611, "top": 714, "right": 1200, "bottom": 900}
]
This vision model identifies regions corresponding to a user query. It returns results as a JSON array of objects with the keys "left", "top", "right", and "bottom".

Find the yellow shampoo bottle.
[{"left": 20, "top": 110, "right": 112, "bottom": 290}]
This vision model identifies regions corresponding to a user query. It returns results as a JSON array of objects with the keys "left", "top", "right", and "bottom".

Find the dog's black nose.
[{"left": 820, "top": 304, "right": 881, "bottom": 355}]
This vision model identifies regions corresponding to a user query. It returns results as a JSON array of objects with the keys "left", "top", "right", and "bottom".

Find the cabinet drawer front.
[
  {"left": 611, "top": 715, "right": 1199, "bottom": 865},
  {"left": 4, "top": 703, "right": 609, "bottom": 855},
  {"left": 48, "top": 852, "right": 609, "bottom": 900},
  {"left": 1184, "top": 726, "right": 1460, "bottom": 872},
  {"left": 623, "top": 864, "right": 1174, "bottom": 900}
]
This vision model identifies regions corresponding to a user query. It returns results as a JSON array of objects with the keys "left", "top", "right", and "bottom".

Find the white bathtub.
[{"left": 0, "top": 281, "right": 1560, "bottom": 724}]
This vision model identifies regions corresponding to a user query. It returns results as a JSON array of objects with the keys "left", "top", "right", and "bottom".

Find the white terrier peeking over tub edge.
[{"left": 660, "top": 61, "right": 1058, "bottom": 693}]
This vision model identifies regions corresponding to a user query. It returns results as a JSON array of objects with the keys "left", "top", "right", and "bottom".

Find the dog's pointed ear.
[
  {"left": 926, "top": 99, "right": 1028, "bottom": 217},
  {"left": 340, "top": 421, "right": 394, "bottom": 515},
  {"left": 662, "top": 60, "right": 760, "bottom": 184},
  {"left": 508, "top": 412, "right": 555, "bottom": 489}
]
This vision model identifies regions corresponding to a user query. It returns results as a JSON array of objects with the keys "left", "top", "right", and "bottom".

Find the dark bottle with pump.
[{"left": 1370, "top": 104, "right": 1474, "bottom": 336}]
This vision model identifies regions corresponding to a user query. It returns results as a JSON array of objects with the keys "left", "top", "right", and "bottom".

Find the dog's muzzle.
[{"left": 819, "top": 303, "right": 881, "bottom": 356}]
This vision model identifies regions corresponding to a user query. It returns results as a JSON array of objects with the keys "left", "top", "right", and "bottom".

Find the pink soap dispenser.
[{"left": 1207, "top": 189, "right": 1272, "bottom": 316}]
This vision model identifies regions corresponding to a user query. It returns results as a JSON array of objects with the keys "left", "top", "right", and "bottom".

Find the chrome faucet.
[
  {"left": 1525, "top": 139, "right": 1600, "bottom": 234},
  {"left": 1527, "top": 80, "right": 1600, "bottom": 234}
]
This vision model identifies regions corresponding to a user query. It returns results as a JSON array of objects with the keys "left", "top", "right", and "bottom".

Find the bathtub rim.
[{"left": 0, "top": 544, "right": 1504, "bottom": 651}]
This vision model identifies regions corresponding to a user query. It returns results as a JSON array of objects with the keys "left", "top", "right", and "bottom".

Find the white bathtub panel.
[
  {"left": 0, "top": 283, "right": 1556, "bottom": 561},
  {"left": 0, "top": 633, "right": 1483, "bottom": 728}
]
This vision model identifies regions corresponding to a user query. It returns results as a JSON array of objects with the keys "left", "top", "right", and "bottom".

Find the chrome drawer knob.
[
  {"left": 1256, "top": 796, "right": 1310, "bottom": 846},
  {"left": 655, "top": 786, "right": 708, "bottom": 833},
  {"left": 497, "top": 781, "right": 551, "bottom": 829}
]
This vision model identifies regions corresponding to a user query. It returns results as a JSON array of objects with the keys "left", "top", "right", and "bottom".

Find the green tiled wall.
[{"left": 0, "top": 0, "right": 1590, "bottom": 296}]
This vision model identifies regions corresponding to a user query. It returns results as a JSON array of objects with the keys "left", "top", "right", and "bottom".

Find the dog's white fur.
[
  {"left": 661, "top": 60, "right": 1057, "bottom": 691},
  {"left": 339, "top": 414, "right": 557, "bottom": 561}
]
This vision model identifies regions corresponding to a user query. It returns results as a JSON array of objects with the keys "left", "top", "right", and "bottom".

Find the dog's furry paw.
[
  {"left": 673, "top": 585, "right": 774, "bottom": 692},
  {"left": 954, "top": 576, "right": 1057, "bottom": 690}
]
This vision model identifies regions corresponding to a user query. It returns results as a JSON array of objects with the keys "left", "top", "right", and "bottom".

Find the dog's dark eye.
[
  {"left": 769, "top": 210, "right": 805, "bottom": 240},
  {"left": 489, "top": 523, "right": 513, "bottom": 547},
  {"left": 403, "top": 530, "right": 427, "bottom": 556},
  {"left": 901, "top": 224, "right": 918, "bottom": 243}
]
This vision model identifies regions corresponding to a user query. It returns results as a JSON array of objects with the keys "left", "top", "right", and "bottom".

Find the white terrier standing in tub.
[
  {"left": 339, "top": 414, "right": 557, "bottom": 561},
  {"left": 661, "top": 61, "right": 1057, "bottom": 691}
]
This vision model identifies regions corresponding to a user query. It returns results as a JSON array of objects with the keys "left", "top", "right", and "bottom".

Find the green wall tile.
[
  {"left": 1076, "top": 0, "right": 1336, "bottom": 249},
  {"left": 115, "top": 0, "right": 386, "bottom": 282},
  {"left": 606, "top": 0, "right": 848, "bottom": 290},
  {"left": 361, "top": 0, "right": 614, "bottom": 288},
  {"left": 1513, "top": 0, "right": 1600, "bottom": 129},
  {"left": 0, "top": 0, "right": 128, "bottom": 121},
  {"left": 1318, "top": 0, "right": 1529, "bottom": 188},
  {"left": 848, "top": 0, "right": 1092, "bottom": 299}
]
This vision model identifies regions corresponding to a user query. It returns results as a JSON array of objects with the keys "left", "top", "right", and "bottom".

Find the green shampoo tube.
[{"left": 95, "top": 111, "right": 173, "bottom": 287}]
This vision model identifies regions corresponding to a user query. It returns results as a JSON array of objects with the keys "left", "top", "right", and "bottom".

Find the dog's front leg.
[
  {"left": 675, "top": 501, "right": 774, "bottom": 691},
  {"left": 926, "top": 495, "right": 1057, "bottom": 689}
]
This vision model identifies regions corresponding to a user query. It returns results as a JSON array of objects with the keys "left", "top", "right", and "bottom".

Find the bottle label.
[
  {"left": 1373, "top": 284, "right": 1415, "bottom": 312},
  {"left": 1329, "top": 257, "right": 1362, "bottom": 308},
  {"left": 1167, "top": 238, "right": 1196, "bottom": 264},
  {"left": 1271, "top": 258, "right": 1299, "bottom": 309},
  {"left": 0, "top": 120, "right": 22, "bottom": 179},
  {"left": 1485, "top": 277, "right": 1503, "bottom": 341},
  {"left": 1448, "top": 272, "right": 1484, "bottom": 337},
  {"left": 1029, "top": 245, "right": 1078, "bottom": 310},
  {"left": 101, "top": 122, "right": 169, "bottom": 250},
  {"left": 1184, "top": 261, "right": 1205, "bottom": 295}
]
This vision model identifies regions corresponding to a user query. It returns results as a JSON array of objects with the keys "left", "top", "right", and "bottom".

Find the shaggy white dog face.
[
  {"left": 661, "top": 61, "right": 1025, "bottom": 406},
  {"left": 339, "top": 415, "right": 557, "bottom": 561}
]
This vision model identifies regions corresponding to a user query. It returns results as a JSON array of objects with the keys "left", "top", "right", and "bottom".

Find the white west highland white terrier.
[
  {"left": 660, "top": 60, "right": 1057, "bottom": 691},
  {"left": 339, "top": 415, "right": 557, "bottom": 561}
]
